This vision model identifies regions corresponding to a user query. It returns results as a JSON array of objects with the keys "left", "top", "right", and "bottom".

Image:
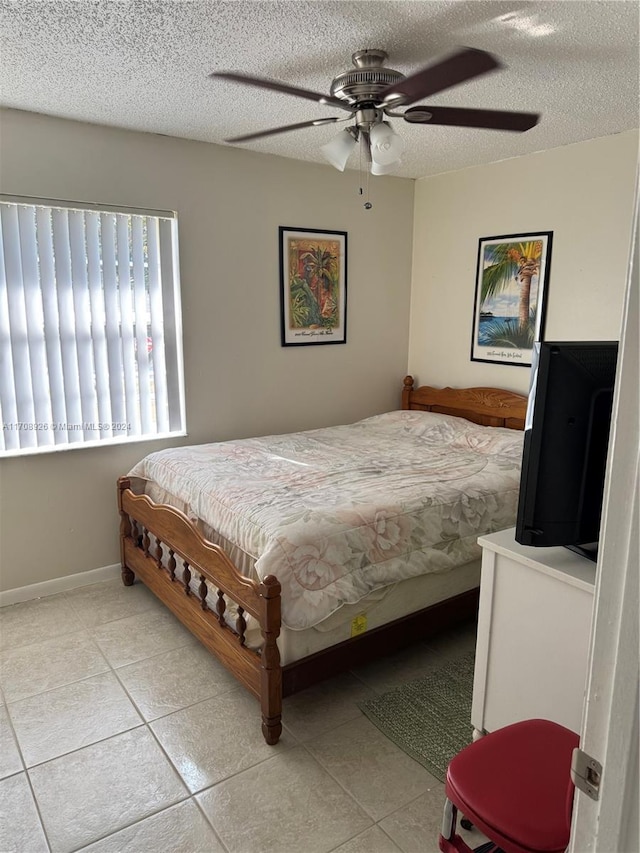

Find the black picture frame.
[
  {"left": 279, "top": 226, "right": 348, "bottom": 347},
  {"left": 470, "top": 231, "right": 553, "bottom": 367}
]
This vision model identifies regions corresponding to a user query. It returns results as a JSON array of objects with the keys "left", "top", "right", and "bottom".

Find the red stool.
[{"left": 438, "top": 719, "right": 580, "bottom": 853}]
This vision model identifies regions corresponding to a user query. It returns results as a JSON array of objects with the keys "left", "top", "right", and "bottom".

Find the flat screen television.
[{"left": 515, "top": 341, "right": 618, "bottom": 561}]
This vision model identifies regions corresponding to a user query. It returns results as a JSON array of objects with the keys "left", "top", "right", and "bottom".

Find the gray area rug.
[{"left": 358, "top": 650, "right": 475, "bottom": 782}]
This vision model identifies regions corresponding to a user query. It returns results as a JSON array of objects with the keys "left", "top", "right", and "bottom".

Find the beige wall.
[
  {"left": 0, "top": 108, "right": 415, "bottom": 591},
  {"left": 408, "top": 130, "right": 639, "bottom": 395},
  {"left": 1, "top": 110, "right": 637, "bottom": 594}
]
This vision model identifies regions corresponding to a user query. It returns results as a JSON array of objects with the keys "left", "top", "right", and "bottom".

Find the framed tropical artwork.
[
  {"left": 470, "top": 231, "right": 553, "bottom": 367},
  {"left": 279, "top": 226, "right": 347, "bottom": 346}
]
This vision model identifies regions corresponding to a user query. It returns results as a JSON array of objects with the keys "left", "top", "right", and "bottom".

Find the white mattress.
[{"left": 275, "top": 558, "right": 481, "bottom": 666}]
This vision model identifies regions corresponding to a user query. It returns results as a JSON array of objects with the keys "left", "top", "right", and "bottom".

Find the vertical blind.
[{"left": 0, "top": 197, "right": 185, "bottom": 454}]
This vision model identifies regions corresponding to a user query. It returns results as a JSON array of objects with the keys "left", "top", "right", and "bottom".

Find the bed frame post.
[
  {"left": 259, "top": 574, "right": 283, "bottom": 745},
  {"left": 117, "top": 477, "right": 136, "bottom": 587},
  {"left": 402, "top": 375, "right": 415, "bottom": 410}
]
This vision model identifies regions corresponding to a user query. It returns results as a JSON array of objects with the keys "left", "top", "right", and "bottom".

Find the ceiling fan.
[{"left": 210, "top": 47, "right": 540, "bottom": 176}]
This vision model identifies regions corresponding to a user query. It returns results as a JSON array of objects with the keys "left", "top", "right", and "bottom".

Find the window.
[{"left": 0, "top": 196, "right": 185, "bottom": 456}]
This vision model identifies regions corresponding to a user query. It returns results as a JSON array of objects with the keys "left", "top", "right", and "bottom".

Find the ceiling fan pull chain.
[
  {"left": 358, "top": 131, "right": 373, "bottom": 209},
  {"left": 357, "top": 137, "right": 365, "bottom": 200},
  {"left": 364, "top": 167, "right": 372, "bottom": 210}
]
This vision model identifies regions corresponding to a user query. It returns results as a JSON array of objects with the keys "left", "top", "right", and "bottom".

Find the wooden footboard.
[
  {"left": 118, "top": 476, "right": 478, "bottom": 746},
  {"left": 117, "top": 477, "right": 283, "bottom": 745}
]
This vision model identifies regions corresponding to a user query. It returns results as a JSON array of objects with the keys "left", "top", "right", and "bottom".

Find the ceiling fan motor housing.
[{"left": 330, "top": 49, "right": 405, "bottom": 104}]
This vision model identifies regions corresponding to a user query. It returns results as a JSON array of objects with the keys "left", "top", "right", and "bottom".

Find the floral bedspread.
[{"left": 128, "top": 410, "right": 524, "bottom": 630}]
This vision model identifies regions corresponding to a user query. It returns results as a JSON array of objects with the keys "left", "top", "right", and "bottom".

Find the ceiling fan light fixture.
[
  {"left": 369, "top": 121, "right": 404, "bottom": 167},
  {"left": 320, "top": 128, "right": 358, "bottom": 171},
  {"left": 370, "top": 159, "right": 400, "bottom": 176}
]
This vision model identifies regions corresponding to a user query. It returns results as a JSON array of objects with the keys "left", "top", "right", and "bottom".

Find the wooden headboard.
[{"left": 401, "top": 375, "right": 527, "bottom": 431}]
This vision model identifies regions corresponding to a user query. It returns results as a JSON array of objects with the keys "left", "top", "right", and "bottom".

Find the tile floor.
[{"left": 0, "top": 578, "right": 483, "bottom": 853}]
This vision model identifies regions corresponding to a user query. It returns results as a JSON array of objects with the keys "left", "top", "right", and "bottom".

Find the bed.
[{"left": 117, "top": 377, "right": 527, "bottom": 744}]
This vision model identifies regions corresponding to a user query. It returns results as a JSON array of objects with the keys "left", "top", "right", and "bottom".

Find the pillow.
[{"left": 357, "top": 409, "right": 524, "bottom": 458}]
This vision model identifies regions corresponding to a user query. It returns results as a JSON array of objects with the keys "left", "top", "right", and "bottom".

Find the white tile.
[
  {"left": 0, "top": 592, "right": 85, "bottom": 651},
  {"left": 79, "top": 799, "right": 225, "bottom": 852},
  {"left": 29, "top": 727, "right": 188, "bottom": 853},
  {"left": 379, "top": 789, "right": 487, "bottom": 853},
  {"left": 378, "top": 789, "right": 448, "bottom": 853},
  {"left": 66, "top": 578, "right": 164, "bottom": 628},
  {"left": 379, "top": 782, "right": 487, "bottom": 853},
  {"left": 116, "top": 641, "right": 238, "bottom": 721},
  {"left": 8, "top": 671, "right": 142, "bottom": 766},
  {"left": 150, "top": 687, "right": 295, "bottom": 793},
  {"left": 0, "top": 772, "right": 48, "bottom": 853},
  {"left": 0, "top": 630, "right": 109, "bottom": 702},
  {"left": 197, "top": 746, "right": 372, "bottom": 853},
  {"left": 0, "top": 705, "right": 23, "bottom": 779},
  {"left": 283, "top": 671, "right": 376, "bottom": 742},
  {"left": 307, "top": 716, "right": 439, "bottom": 820},
  {"left": 92, "top": 608, "right": 194, "bottom": 668},
  {"left": 332, "top": 825, "right": 403, "bottom": 853}
]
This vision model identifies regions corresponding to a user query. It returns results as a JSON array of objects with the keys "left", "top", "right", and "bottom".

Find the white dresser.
[{"left": 472, "top": 527, "right": 596, "bottom": 738}]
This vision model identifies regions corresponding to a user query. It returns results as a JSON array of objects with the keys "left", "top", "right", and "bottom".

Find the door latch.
[{"left": 571, "top": 747, "right": 602, "bottom": 801}]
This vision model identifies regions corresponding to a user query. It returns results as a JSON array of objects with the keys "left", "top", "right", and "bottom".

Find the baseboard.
[{"left": 0, "top": 563, "right": 121, "bottom": 607}]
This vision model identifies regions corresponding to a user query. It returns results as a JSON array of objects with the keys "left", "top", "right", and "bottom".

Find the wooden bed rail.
[{"left": 117, "top": 477, "right": 282, "bottom": 744}]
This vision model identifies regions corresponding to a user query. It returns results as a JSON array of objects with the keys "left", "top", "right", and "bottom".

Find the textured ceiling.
[{"left": 1, "top": 0, "right": 639, "bottom": 179}]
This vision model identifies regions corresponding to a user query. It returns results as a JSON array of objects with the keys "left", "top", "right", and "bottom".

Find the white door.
[{"left": 569, "top": 189, "right": 639, "bottom": 853}]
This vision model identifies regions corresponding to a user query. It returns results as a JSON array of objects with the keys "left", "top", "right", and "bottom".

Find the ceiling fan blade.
[
  {"left": 381, "top": 47, "right": 501, "bottom": 106},
  {"left": 403, "top": 105, "right": 539, "bottom": 132},
  {"left": 224, "top": 117, "right": 344, "bottom": 143},
  {"left": 211, "top": 71, "right": 353, "bottom": 112}
]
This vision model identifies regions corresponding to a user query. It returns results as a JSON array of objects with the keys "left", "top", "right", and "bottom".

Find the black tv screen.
[{"left": 515, "top": 341, "right": 618, "bottom": 560}]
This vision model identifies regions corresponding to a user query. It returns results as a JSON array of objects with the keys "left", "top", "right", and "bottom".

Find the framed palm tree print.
[
  {"left": 471, "top": 231, "right": 553, "bottom": 367},
  {"left": 280, "top": 226, "right": 347, "bottom": 346}
]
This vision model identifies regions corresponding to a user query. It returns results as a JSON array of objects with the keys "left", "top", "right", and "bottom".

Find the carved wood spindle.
[
  {"left": 120, "top": 510, "right": 131, "bottom": 540},
  {"left": 198, "top": 575, "right": 208, "bottom": 610},
  {"left": 143, "top": 527, "right": 150, "bottom": 557},
  {"left": 155, "top": 538, "right": 163, "bottom": 570},
  {"left": 168, "top": 549, "right": 176, "bottom": 582},
  {"left": 236, "top": 606, "right": 247, "bottom": 647},
  {"left": 131, "top": 518, "right": 140, "bottom": 547},
  {"left": 216, "top": 589, "right": 226, "bottom": 626},
  {"left": 182, "top": 561, "right": 191, "bottom": 595}
]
